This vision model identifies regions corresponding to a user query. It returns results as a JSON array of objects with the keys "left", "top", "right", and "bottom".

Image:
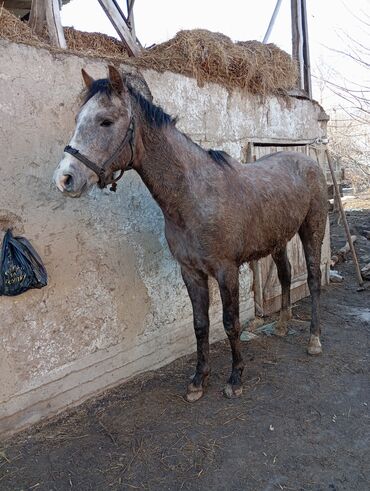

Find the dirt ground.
[{"left": 1, "top": 197, "right": 369, "bottom": 491}]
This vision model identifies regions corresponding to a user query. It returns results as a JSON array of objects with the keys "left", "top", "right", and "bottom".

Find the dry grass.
[
  {"left": 0, "top": 8, "right": 297, "bottom": 95},
  {"left": 134, "top": 30, "right": 298, "bottom": 95},
  {"left": 64, "top": 27, "right": 130, "bottom": 60},
  {"left": 0, "top": 5, "right": 40, "bottom": 45}
]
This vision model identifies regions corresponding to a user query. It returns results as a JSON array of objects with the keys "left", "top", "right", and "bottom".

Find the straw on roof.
[
  {"left": 64, "top": 27, "right": 130, "bottom": 59},
  {"left": 0, "top": 9, "right": 298, "bottom": 95},
  {"left": 133, "top": 30, "right": 298, "bottom": 95},
  {"left": 0, "top": 5, "right": 40, "bottom": 44}
]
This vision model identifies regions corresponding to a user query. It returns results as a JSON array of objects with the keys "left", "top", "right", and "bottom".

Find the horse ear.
[
  {"left": 81, "top": 68, "right": 94, "bottom": 89},
  {"left": 108, "top": 65, "right": 126, "bottom": 95}
]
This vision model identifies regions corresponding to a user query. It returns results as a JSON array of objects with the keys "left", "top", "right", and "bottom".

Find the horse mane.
[
  {"left": 83, "top": 78, "right": 231, "bottom": 167},
  {"left": 82, "top": 78, "right": 176, "bottom": 128},
  {"left": 207, "top": 149, "right": 232, "bottom": 167},
  {"left": 83, "top": 78, "right": 112, "bottom": 105},
  {"left": 128, "top": 85, "right": 177, "bottom": 128}
]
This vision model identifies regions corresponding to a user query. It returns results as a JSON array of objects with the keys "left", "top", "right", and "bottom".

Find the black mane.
[
  {"left": 207, "top": 149, "right": 232, "bottom": 167},
  {"left": 129, "top": 86, "right": 177, "bottom": 128},
  {"left": 83, "top": 78, "right": 112, "bottom": 104},
  {"left": 83, "top": 78, "right": 230, "bottom": 167},
  {"left": 83, "top": 78, "right": 176, "bottom": 128}
]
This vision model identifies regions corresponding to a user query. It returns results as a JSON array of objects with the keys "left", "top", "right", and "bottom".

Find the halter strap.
[{"left": 64, "top": 119, "right": 135, "bottom": 192}]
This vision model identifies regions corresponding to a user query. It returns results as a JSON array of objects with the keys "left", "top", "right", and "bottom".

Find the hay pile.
[
  {"left": 0, "top": 8, "right": 130, "bottom": 58},
  {"left": 134, "top": 30, "right": 298, "bottom": 95},
  {"left": 64, "top": 27, "right": 129, "bottom": 59},
  {"left": 0, "top": 8, "right": 297, "bottom": 95},
  {"left": 0, "top": 5, "right": 41, "bottom": 45}
]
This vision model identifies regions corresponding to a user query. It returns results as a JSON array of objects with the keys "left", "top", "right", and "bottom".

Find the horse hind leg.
[
  {"left": 272, "top": 247, "right": 292, "bottom": 337},
  {"left": 299, "top": 216, "right": 326, "bottom": 355}
]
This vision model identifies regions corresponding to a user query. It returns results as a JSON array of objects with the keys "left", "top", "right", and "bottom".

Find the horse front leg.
[
  {"left": 216, "top": 265, "right": 245, "bottom": 398},
  {"left": 181, "top": 267, "right": 210, "bottom": 402}
]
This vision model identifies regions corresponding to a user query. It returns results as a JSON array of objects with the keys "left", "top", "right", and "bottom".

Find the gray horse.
[{"left": 54, "top": 66, "right": 328, "bottom": 402}]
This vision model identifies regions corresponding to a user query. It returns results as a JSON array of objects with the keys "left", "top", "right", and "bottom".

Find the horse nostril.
[{"left": 63, "top": 174, "right": 74, "bottom": 191}]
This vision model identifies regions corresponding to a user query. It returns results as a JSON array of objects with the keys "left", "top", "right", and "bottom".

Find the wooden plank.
[
  {"left": 98, "top": 0, "right": 141, "bottom": 57},
  {"left": 250, "top": 137, "right": 316, "bottom": 146},
  {"left": 45, "top": 0, "right": 67, "bottom": 48}
]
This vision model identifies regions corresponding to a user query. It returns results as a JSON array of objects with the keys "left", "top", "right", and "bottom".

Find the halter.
[{"left": 64, "top": 119, "right": 135, "bottom": 192}]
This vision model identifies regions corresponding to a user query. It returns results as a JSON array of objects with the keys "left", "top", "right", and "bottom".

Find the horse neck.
[{"left": 134, "top": 120, "right": 196, "bottom": 221}]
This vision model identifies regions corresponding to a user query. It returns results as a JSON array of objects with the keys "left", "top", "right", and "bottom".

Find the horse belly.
[{"left": 239, "top": 191, "right": 310, "bottom": 262}]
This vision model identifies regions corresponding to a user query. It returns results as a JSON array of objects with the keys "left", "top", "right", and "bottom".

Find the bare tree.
[
  {"left": 313, "top": 8, "right": 370, "bottom": 191},
  {"left": 328, "top": 114, "right": 370, "bottom": 191}
]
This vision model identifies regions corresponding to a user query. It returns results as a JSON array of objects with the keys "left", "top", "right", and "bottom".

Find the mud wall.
[{"left": 0, "top": 39, "right": 328, "bottom": 437}]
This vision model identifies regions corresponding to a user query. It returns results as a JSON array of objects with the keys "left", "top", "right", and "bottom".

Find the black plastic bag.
[{"left": 0, "top": 229, "right": 47, "bottom": 296}]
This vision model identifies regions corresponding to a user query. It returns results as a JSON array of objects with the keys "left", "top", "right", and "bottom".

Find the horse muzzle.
[{"left": 53, "top": 162, "right": 90, "bottom": 197}]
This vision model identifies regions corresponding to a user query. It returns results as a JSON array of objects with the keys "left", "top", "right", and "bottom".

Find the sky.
[{"left": 61, "top": 0, "right": 369, "bottom": 112}]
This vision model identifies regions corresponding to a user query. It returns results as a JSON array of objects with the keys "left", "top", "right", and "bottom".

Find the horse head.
[{"left": 54, "top": 65, "right": 134, "bottom": 197}]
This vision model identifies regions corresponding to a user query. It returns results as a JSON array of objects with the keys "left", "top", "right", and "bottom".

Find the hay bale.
[
  {"left": 0, "top": 5, "right": 40, "bottom": 44},
  {"left": 235, "top": 40, "right": 298, "bottom": 94},
  {"left": 64, "top": 27, "right": 129, "bottom": 59},
  {"left": 133, "top": 29, "right": 298, "bottom": 95},
  {"left": 133, "top": 29, "right": 234, "bottom": 86},
  {"left": 0, "top": 8, "right": 129, "bottom": 58}
]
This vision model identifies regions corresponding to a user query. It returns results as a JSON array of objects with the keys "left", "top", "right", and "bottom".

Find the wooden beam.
[
  {"left": 29, "top": 0, "right": 46, "bottom": 37},
  {"left": 291, "top": 0, "right": 304, "bottom": 91},
  {"left": 45, "top": 0, "right": 67, "bottom": 48},
  {"left": 98, "top": 0, "right": 141, "bottom": 57},
  {"left": 326, "top": 149, "right": 364, "bottom": 289},
  {"left": 29, "top": 0, "right": 66, "bottom": 48},
  {"left": 291, "top": 0, "right": 312, "bottom": 98},
  {"left": 301, "top": 0, "right": 312, "bottom": 98},
  {"left": 126, "top": 0, "right": 136, "bottom": 42}
]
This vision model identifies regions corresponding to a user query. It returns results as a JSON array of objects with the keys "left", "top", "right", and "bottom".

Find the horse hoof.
[
  {"left": 223, "top": 384, "right": 243, "bottom": 399},
  {"left": 275, "top": 309, "right": 292, "bottom": 336},
  {"left": 185, "top": 383, "right": 204, "bottom": 403},
  {"left": 274, "top": 323, "right": 288, "bottom": 337},
  {"left": 307, "top": 335, "right": 322, "bottom": 355}
]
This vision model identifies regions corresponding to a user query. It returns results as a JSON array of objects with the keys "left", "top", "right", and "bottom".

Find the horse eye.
[{"left": 101, "top": 120, "right": 113, "bottom": 127}]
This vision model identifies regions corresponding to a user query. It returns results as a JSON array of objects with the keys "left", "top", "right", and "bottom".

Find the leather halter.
[{"left": 64, "top": 119, "right": 135, "bottom": 192}]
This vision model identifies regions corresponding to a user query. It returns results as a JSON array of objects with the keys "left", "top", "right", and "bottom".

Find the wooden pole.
[
  {"left": 126, "top": 0, "right": 136, "bottom": 41},
  {"left": 30, "top": 0, "right": 66, "bottom": 48},
  {"left": 45, "top": 0, "right": 67, "bottom": 48},
  {"left": 29, "top": 0, "right": 46, "bottom": 37},
  {"left": 291, "top": 0, "right": 312, "bottom": 97},
  {"left": 300, "top": 0, "right": 312, "bottom": 98},
  {"left": 326, "top": 149, "right": 364, "bottom": 288}
]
